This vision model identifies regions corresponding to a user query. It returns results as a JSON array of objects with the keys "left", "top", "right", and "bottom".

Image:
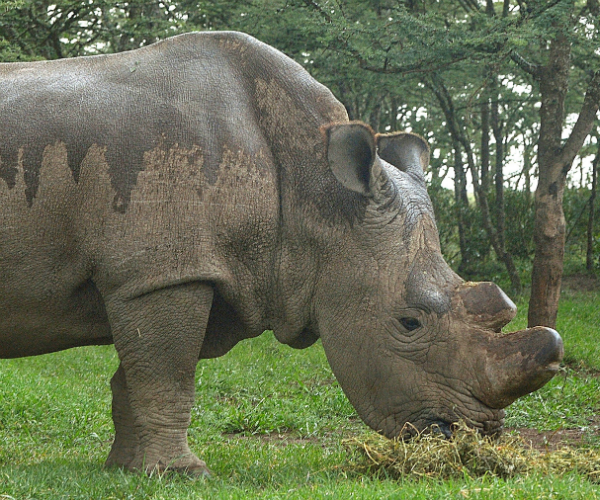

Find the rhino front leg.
[{"left": 104, "top": 282, "right": 213, "bottom": 476}]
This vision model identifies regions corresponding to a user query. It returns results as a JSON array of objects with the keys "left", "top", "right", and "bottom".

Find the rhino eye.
[{"left": 399, "top": 317, "right": 421, "bottom": 332}]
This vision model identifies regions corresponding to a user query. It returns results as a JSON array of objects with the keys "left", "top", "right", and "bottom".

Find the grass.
[{"left": 1, "top": 288, "right": 599, "bottom": 498}]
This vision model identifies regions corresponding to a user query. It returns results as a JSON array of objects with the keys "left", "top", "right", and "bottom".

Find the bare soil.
[
  {"left": 509, "top": 416, "right": 600, "bottom": 452},
  {"left": 513, "top": 428, "right": 591, "bottom": 451}
]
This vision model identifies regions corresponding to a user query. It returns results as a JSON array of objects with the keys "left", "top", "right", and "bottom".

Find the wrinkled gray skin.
[{"left": 0, "top": 32, "right": 563, "bottom": 476}]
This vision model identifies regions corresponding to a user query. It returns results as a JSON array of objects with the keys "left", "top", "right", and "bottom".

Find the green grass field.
[{"left": 1, "top": 288, "right": 599, "bottom": 499}]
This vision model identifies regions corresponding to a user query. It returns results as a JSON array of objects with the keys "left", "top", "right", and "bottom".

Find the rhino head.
[{"left": 293, "top": 122, "right": 563, "bottom": 437}]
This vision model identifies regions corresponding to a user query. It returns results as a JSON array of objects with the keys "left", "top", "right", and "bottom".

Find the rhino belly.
[{"left": 0, "top": 276, "right": 112, "bottom": 359}]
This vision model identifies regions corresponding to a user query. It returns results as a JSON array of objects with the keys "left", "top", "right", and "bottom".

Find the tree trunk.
[
  {"left": 368, "top": 100, "right": 382, "bottom": 131},
  {"left": 587, "top": 140, "right": 599, "bottom": 272},
  {"left": 453, "top": 145, "right": 472, "bottom": 273},
  {"left": 389, "top": 96, "right": 399, "bottom": 131},
  {"left": 528, "top": 31, "right": 571, "bottom": 329},
  {"left": 491, "top": 92, "right": 506, "bottom": 256},
  {"left": 426, "top": 75, "right": 473, "bottom": 272},
  {"left": 528, "top": 30, "right": 600, "bottom": 328},
  {"left": 480, "top": 100, "right": 490, "bottom": 193},
  {"left": 523, "top": 144, "right": 532, "bottom": 204},
  {"left": 490, "top": 86, "right": 522, "bottom": 292}
]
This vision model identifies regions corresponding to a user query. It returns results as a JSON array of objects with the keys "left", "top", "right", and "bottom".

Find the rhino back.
[{"left": 1, "top": 32, "right": 270, "bottom": 207}]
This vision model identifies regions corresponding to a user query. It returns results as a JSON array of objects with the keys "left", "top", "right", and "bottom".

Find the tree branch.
[
  {"left": 457, "top": 0, "right": 479, "bottom": 14},
  {"left": 358, "top": 55, "right": 470, "bottom": 75},
  {"left": 558, "top": 70, "right": 600, "bottom": 168},
  {"left": 527, "top": 0, "right": 567, "bottom": 19},
  {"left": 300, "top": 0, "right": 332, "bottom": 24},
  {"left": 510, "top": 49, "right": 541, "bottom": 77}
]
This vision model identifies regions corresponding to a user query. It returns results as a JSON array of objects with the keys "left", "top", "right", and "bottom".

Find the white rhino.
[{"left": 0, "top": 31, "right": 563, "bottom": 475}]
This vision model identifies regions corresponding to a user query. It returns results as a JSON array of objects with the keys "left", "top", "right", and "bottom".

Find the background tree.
[
  {"left": 588, "top": 132, "right": 600, "bottom": 272},
  {"left": 509, "top": 1, "right": 600, "bottom": 328}
]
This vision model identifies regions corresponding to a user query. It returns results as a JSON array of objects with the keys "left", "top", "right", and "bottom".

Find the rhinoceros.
[{"left": 0, "top": 31, "right": 563, "bottom": 476}]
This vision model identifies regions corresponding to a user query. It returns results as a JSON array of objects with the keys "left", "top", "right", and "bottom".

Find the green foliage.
[
  {"left": 0, "top": 0, "right": 246, "bottom": 61},
  {"left": 0, "top": 0, "right": 23, "bottom": 10},
  {"left": 428, "top": 184, "right": 600, "bottom": 285},
  {"left": 0, "top": 36, "right": 30, "bottom": 61},
  {"left": 503, "top": 189, "right": 535, "bottom": 259}
]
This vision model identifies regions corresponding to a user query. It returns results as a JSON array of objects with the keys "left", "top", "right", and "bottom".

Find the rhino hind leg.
[
  {"left": 105, "top": 363, "right": 139, "bottom": 469},
  {"left": 104, "top": 282, "right": 213, "bottom": 477}
]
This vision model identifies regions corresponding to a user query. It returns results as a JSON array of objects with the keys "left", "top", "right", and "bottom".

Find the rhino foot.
[
  {"left": 146, "top": 455, "right": 212, "bottom": 478},
  {"left": 105, "top": 450, "right": 211, "bottom": 478},
  {"left": 105, "top": 446, "right": 138, "bottom": 471}
]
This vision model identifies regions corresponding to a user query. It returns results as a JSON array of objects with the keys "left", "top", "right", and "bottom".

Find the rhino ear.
[
  {"left": 376, "top": 132, "right": 430, "bottom": 179},
  {"left": 322, "top": 122, "right": 377, "bottom": 195}
]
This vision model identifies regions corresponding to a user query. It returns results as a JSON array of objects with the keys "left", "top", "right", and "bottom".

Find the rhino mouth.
[
  {"left": 391, "top": 406, "right": 505, "bottom": 440},
  {"left": 413, "top": 393, "right": 506, "bottom": 439},
  {"left": 379, "top": 388, "right": 507, "bottom": 440},
  {"left": 426, "top": 420, "right": 454, "bottom": 438},
  {"left": 421, "top": 413, "right": 505, "bottom": 439}
]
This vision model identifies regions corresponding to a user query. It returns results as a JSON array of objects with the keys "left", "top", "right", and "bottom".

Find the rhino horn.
[
  {"left": 459, "top": 281, "right": 517, "bottom": 332},
  {"left": 478, "top": 326, "right": 564, "bottom": 409},
  {"left": 457, "top": 281, "right": 563, "bottom": 408}
]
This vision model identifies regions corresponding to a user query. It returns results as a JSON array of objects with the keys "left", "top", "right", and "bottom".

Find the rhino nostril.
[{"left": 438, "top": 421, "right": 454, "bottom": 438}]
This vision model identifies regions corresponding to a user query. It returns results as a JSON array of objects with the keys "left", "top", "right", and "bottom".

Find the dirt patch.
[
  {"left": 511, "top": 428, "right": 594, "bottom": 451},
  {"left": 561, "top": 273, "right": 599, "bottom": 292},
  {"left": 509, "top": 415, "right": 600, "bottom": 451}
]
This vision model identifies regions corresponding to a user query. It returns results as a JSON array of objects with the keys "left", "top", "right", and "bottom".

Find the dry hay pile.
[{"left": 347, "top": 422, "right": 600, "bottom": 481}]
